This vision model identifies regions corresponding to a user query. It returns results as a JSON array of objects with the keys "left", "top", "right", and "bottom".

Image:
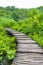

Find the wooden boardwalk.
[{"left": 5, "top": 28, "right": 43, "bottom": 65}]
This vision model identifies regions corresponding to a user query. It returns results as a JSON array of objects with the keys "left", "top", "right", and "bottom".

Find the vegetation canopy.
[{"left": 0, "top": 6, "right": 43, "bottom": 64}]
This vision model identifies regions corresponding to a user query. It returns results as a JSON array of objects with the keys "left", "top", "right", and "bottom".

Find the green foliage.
[
  {"left": 0, "top": 6, "right": 30, "bottom": 21},
  {"left": 0, "top": 6, "right": 43, "bottom": 61},
  {"left": 11, "top": 7, "right": 43, "bottom": 48},
  {"left": 0, "top": 23, "right": 16, "bottom": 61}
]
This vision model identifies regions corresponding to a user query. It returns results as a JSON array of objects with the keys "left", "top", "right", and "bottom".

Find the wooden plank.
[
  {"left": 13, "top": 33, "right": 25, "bottom": 35},
  {"left": 14, "top": 35, "right": 28, "bottom": 38},
  {"left": 16, "top": 38, "right": 32, "bottom": 40},
  {"left": 17, "top": 40, "right": 36, "bottom": 44},
  {"left": 5, "top": 28, "right": 24, "bottom": 34},
  {"left": 17, "top": 43, "right": 43, "bottom": 53},
  {"left": 5, "top": 28, "right": 20, "bottom": 34},
  {"left": 12, "top": 53, "right": 43, "bottom": 65}
]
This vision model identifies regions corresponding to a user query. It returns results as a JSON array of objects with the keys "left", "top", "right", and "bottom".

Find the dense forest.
[{"left": 0, "top": 6, "right": 43, "bottom": 64}]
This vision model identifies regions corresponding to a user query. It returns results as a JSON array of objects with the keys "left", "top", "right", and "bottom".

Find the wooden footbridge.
[{"left": 5, "top": 28, "right": 43, "bottom": 65}]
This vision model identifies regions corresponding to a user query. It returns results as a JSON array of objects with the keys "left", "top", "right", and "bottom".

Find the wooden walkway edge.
[{"left": 5, "top": 28, "right": 43, "bottom": 65}]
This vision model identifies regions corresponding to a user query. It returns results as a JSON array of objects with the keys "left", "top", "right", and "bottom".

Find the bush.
[{"left": 0, "top": 26, "right": 17, "bottom": 61}]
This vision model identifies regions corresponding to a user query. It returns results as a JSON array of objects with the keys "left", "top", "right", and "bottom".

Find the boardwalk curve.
[{"left": 5, "top": 28, "right": 43, "bottom": 65}]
